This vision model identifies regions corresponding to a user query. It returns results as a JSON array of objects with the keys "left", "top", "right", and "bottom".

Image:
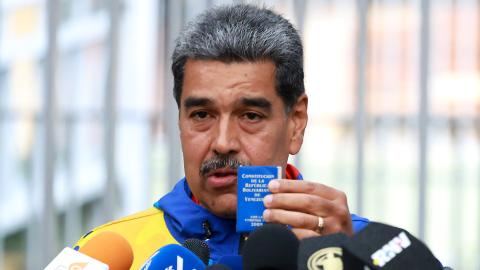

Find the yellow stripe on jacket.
[{"left": 74, "top": 207, "right": 179, "bottom": 269}]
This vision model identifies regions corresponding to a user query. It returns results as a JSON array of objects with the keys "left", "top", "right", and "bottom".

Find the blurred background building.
[{"left": 0, "top": 0, "right": 479, "bottom": 269}]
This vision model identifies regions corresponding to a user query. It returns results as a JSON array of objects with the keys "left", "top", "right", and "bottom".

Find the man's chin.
[{"left": 200, "top": 196, "right": 237, "bottom": 219}]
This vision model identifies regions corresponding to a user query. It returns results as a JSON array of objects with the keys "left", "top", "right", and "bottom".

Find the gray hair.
[{"left": 172, "top": 4, "right": 304, "bottom": 112}]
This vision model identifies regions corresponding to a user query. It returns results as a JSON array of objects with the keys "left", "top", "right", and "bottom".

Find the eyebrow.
[
  {"left": 183, "top": 97, "right": 213, "bottom": 109},
  {"left": 239, "top": 97, "right": 272, "bottom": 112}
]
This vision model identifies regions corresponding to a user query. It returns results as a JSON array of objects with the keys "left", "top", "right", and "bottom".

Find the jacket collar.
[{"left": 154, "top": 178, "right": 237, "bottom": 242}]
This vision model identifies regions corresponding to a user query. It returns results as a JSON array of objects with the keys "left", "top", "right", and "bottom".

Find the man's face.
[{"left": 179, "top": 59, "right": 307, "bottom": 218}]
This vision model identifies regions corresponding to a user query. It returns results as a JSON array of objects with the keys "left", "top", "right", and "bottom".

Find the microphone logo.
[
  {"left": 370, "top": 231, "right": 411, "bottom": 267},
  {"left": 67, "top": 262, "right": 87, "bottom": 270},
  {"left": 307, "top": 247, "right": 343, "bottom": 270},
  {"left": 164, "top": 255, "right": 185, "bottom": 270}
]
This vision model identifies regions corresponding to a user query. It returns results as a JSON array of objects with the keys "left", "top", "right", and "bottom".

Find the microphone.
[
  {"left": 79, "top": 231, "right": 134, "bottom": 270},
  {"left": 298, "top": 233, "right": 347, "bottom": 270},
  {"left": 342, "top": 222, "right": 443, "bottom": 270},
  {"left": 242, "top": 223, "right": 299, "bottom": 270},
  {"left": 297, "top": 233, "right": 366, "bottom": 270},
  {"left": 217, "top": 255, "right": 242, "bottom": 270},
  {"left": 43, "top": 247, "right": 109, "bottom": 270},
  {"left": 44, "top": 231, "right": 133, "bottom": 270},
  {"left": 140, "top": 244, "right": 206, "bottom": 270},
  {"left": 183, "top": 238, "right": 210, "bottom": 265}
]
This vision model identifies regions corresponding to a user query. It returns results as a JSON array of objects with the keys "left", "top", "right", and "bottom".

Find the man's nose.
[{"left": 211, "top": 117, "right": 240, "bottom": 155}]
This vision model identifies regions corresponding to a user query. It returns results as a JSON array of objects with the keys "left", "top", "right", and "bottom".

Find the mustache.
[{"left": 199, "top": 154, "right": 249, "bottom": 177}]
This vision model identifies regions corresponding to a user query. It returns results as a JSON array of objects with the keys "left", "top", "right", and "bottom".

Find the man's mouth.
[{"left": 206, "top": 168, "right": 237, "bottom": 188}]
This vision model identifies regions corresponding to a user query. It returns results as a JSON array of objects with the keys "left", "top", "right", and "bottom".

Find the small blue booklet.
[{"left": 236, "top": 165, "right": 282, "bottom": 233}]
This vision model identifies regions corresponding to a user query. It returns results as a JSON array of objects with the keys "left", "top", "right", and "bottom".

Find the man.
[{"left": 75, "top": 4, "right": 368, "bottom": 267}]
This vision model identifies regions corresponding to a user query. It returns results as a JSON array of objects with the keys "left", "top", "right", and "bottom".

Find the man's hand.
[{"left": 262, "top": 179, "right": 353, "bottom": 239}]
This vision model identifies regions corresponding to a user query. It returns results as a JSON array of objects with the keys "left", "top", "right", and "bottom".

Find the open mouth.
[
  {"left": 213, "top": 171, "right": 236, "bottom": 177},
  {"left": 206, "top": 168, "right": 237, "bottom": 188}
]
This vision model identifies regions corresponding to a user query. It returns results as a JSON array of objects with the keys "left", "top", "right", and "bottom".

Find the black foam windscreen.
[
  {"left": 342, "top": 222, "right": 443, "bottom": 270},
  {"left": 298, "top": 233, "right": 348, "bottom": 270},
  {"left": 183, "top": 238, "right": 210, "bottom": 265},
  {"left": 297, "top": 233, "right": 367, "bottom": 270},
  {"left": 242, "top": 224, "right": 299, "bottom": 270}
]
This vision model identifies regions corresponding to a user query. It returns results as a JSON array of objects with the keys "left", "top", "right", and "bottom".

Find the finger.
[
  {"left": 269, "top": 180, "right": 341, "bottom": 201},
  {"left": 263, "top": 193, "right": 334, "bottom": 217},
  {"left": 263, "top": 209, "right": 319, "bottom": 231},
  {"left": 291, "top": 228, "right": 320, "bottom": 240}
]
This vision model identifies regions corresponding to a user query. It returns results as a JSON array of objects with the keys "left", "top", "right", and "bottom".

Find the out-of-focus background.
[{"left": 0, "top": 0, "right": 479, "bottom": 269}]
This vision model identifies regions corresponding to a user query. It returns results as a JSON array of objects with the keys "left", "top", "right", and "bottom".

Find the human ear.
[{"left": 287, "top": 94, "right": 308, "bottom": 155}]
